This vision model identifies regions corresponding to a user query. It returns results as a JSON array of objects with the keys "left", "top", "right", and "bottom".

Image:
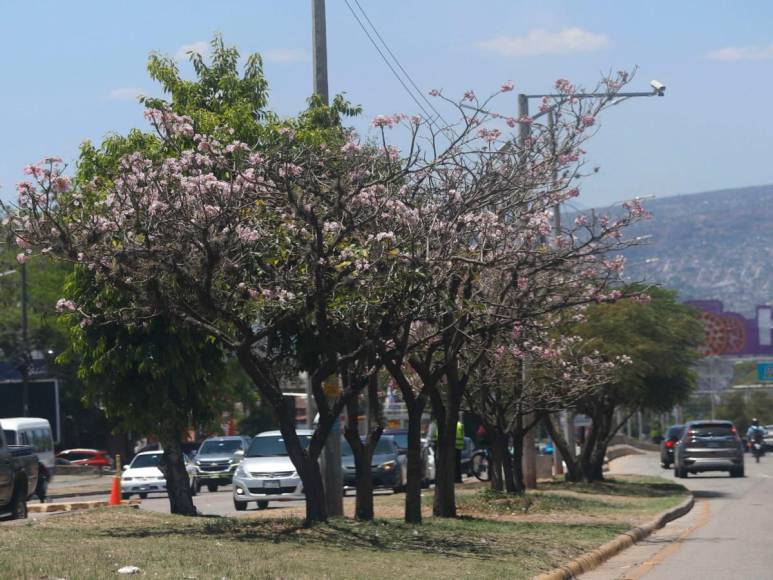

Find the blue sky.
[{"left": 2, "top": 0, "right": 772, "bottom": 207}]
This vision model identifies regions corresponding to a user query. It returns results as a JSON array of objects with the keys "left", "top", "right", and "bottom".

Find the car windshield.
[
  {"left": 388, "top": 433, "right": 408, "bottom": 449},
  {"left": 341, "top": 438, "right": 394, "bottom": 456},
  {"left": 130, "top": 453, "right": 163, "bottom": 468},
  {"left": 689, "top": 424, "right": 735, "bottom": 438},
  {"left": 3, "top": 430, "right": 16, "bottom": 445},
  {"left": 246, "top": 435, "right": 311, "bottom": 457},
  {"left": 198, "top": 440, "right": 244, "bottom": 456},
  {"left": 666, "top": 425, "right": 684, "bottom": 439}
]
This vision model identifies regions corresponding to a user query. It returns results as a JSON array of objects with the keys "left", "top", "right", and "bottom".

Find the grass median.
[{"left": 0, "top": 475, "right": 688, "bottom": 579}]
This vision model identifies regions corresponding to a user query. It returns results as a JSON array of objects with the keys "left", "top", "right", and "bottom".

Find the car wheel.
[
  {"left": 392, "top": 471, "right": 404, "bottom": 493},
  {"left": 731, "top": 467, "right": 745, "bottom": 478},
  {"left": 190, "top": 478, "right": 198, "bottom": 496},
  {"left": 233, "top": 498, "right": 247, "bottom": 511},
  {"left": 139, "top": 493, "right": 148, "bottom": 499},
  {"left": 121, "top": 493, "right": 131, "bottom": 500},
  {"left": 10, "top": 488, "right": 28, "bottom": 520},
  {"left": 207, "top": 484, "right": 218, "bottom": 493},
  {"left": 257, "top": 500, "right": 269, "bottom": 510},
  {"left": 36, "top": 474, "right": 48, "bottom": 503}
]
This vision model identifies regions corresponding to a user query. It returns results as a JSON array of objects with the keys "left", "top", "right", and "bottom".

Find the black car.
[
  {"left": 341, "top": 436, "right": 406, "bottom": 492},
  {"left": 660, "top": 424, "right": 684, "bottom": 468}
]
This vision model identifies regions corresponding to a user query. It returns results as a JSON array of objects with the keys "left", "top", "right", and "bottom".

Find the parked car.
[
  {"left": 382, "top": 429, "right": 434, "bottom": 487},
  {"left": 232, "top": 430, "right": 312, "bottom": 511},
  {"left": 120, "top": 450, "right": 197, "bottom": 499},
  {"left": 56, "top": 448, "right": 114, "bottom": 468},
  {"left": 0, "top": 427, "right": 38, "bottom": 519},
  {"left": 342, "top": 436, "right": 406, "bottom": 492},
  {"left": 193, "top": 436, "right": 251, "bottom": 493},
  {"left": 660, "top": 424, "right": 685, "bottom": 468},
  {"left": 674, "top": 420, "right": 744, "bottom": 478},
  {"left": 1, "top": 417, "right": 55, "bottom": 502}
]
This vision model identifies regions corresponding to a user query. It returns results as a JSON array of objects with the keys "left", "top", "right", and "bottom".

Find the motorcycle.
[{"left": 750, "top": 437, "right": 765, "bottom": 463}]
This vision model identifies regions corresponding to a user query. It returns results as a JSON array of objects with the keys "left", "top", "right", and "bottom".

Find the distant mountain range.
[{"left": 618, "top": 184, "right": 773, "bottom": 317}]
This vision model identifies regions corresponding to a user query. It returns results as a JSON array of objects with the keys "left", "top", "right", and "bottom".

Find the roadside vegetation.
[{"left": 0, "top": 476, "right": 687, "bottom": 579}]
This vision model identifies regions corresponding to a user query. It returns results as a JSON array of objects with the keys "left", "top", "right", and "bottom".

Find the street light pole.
[
  {"left": 20, "top": 261, "right": 30, "bottom": 416},
  {"left": 516, "top": 81, "right": 665, "bottom": 487}
]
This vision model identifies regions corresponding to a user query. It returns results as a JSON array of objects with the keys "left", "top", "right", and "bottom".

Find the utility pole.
[
  {"left": 517, "top": 93, "right": 538, "bottom": 489},
  {"left": 312, "top": 0, "right": 343, "bottom": 517},
  {"left": 312, "top": 0, "right": 329, "bottom": 104},
  {"left": 20, "top": 261, "right": 30, "bottom": 417}
]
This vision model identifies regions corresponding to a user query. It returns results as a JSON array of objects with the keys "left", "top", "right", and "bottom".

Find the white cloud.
[
  {"left": 263, "top": 48, "right": 309, "bottom": 63},
  {"left": 175, "top": 41, "right": 210, "bottom": 61},
  {"left": 476, "top": 28, "right": 610, "bottom": 57},
  {"left": 707, "top": 44, "right": 773, "bottom": 62},
  {"left": 108, "top": 87, "right": 144, "bottom": 101}
]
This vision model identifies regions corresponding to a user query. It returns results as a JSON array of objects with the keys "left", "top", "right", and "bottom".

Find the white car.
[
  {"left": 121, "top": 450, "right": 197, "bottom": 499},
  {"left": 232, "top": 430, "right": 312, "bottom": 511}
]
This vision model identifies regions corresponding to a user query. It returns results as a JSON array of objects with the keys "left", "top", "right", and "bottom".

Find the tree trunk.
[
  {"left": 510, "top": 419, "right": 526, "bottom": 494},
  {"left": 578, "top": 404, "right": 614, "bottom": 483},
  {"left": 235, "top": 347, "right": 329, "bottom": 525},
  {"left": 278, "top": 415, "right": 328, "bottom": 525},
  {"left": 432, "top": 421, "right": 457, "bottom": 517},
  {"left": 542, "top": 415, "right": 580, "bottom": 483},
  {"left": 343, "top": 388, "right": 383, "bottom": 522},
  {"left": 158, "top": 434, "right": 197, "bottom": 516},
  {"left": 488, "top": 429, "right": 509, "bottom": 492},
  {"left": 500, "top": 438, "right": 516, "bottom": 493},
  {"left": 404, "top": 402, "right": 425, "bottom": 524}
]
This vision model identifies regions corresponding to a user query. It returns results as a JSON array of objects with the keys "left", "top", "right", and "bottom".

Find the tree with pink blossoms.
[{"left": 5, "top": 65, "right": 653, "bottom": 525}]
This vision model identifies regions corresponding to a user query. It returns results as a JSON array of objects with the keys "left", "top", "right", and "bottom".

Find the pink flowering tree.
[
  {"left": 4, "top": 69, "right": 651, "bottom": 524},
  {"left": 464, "top": 317, "right": 627, "bottom": 491},
  {"left": 361, "top": 71, "right": 652, "bottom": 519}
]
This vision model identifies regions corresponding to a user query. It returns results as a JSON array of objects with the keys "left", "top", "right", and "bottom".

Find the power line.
[
  {"left": 342, "top": 0, "right": 441, "bottom": 131},
  {"left": 350, "top": 0, "right": 451, "bottom": 128}
]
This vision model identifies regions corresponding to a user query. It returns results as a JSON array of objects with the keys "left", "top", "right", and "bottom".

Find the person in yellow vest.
[{"left": 455, "top": 419, "right": 464, "bottom": 483}]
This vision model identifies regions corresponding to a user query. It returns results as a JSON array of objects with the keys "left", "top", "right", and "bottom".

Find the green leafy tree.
[
  {"left": 565, "top": 286, "right": 704, "bottom": 481},
  {"left": 61, "top": 36, "right": 361, "bottom": 517}
]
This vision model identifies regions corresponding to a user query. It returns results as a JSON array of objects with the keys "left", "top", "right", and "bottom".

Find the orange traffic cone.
[{"left": 109, "top": 454, "right": 122, "bottom": 506}]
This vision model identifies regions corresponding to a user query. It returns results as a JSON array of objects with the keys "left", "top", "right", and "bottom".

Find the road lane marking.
[{"left": 622, "top": 499, "right": 712, "bottom": 579}]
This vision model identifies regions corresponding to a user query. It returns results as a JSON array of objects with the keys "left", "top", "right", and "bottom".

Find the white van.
[{"left": 0, "top": 418, "right": 55, "bottom": 501}]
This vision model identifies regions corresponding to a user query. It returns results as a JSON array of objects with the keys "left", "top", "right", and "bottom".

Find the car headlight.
[
  {"left": 381, "top": 461, "right": 396, "bottom": 471},
  {"left": 194, "top": 460, "right": 201, "bottom": 465},
  {"left": 235, "top": 465, "right": 247, "bottom": 478}
]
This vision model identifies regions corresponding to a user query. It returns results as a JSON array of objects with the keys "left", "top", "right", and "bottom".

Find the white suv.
[{"left": 232, "top": 430, "right": 312, "bottom": 511}]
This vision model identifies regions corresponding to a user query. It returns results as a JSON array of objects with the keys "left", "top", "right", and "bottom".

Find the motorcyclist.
[{"left": 747, "top": 418, "right": 766, "bottom": 443}]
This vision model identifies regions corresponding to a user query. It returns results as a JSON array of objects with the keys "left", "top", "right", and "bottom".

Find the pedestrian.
[{"left": 455, "top": 419, "right": 464, "bottom": 483}]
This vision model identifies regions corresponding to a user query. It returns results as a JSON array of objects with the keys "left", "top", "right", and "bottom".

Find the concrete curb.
[
  {"left": 29, "top": 499, "right": 140, "bottom": 514},
  {"left": 533, "top": 494, "right": 695, "bottom": 580}
]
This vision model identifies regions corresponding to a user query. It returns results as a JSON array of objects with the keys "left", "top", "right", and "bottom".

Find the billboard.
[
  {"left": 687, "top": 300, "right": 773, "bottom": 357},
  {"left": 0, "top": 379, "right": 61, "bottom": 443}
]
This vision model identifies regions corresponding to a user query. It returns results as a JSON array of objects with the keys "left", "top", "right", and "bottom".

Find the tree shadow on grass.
[
  {"left": 99, "top": 515, "right": 535, "bottom": 561},
  {"left": 540, "top": 478, "right": 687, "bottom": 498}
]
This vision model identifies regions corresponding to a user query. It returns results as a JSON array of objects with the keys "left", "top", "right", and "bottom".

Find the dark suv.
[
  {"left": 660, "top": 424, "right": 684, "bottom": 468},
  {"left": 674, "top": 420, "right": 744, "bottom": 478}
]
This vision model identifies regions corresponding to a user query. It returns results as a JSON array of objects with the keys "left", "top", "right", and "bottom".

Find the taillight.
[
  {"left": 730, "top": 426, "right": 737, "bottom": 434},
  {"left": 666, "top": 440, "right": 674, "bottom": 448}
]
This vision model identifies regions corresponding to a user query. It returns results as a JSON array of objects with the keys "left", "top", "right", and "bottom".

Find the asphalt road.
[{"left": 586, "top": 450, "right": 773, "bottom": 579}]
